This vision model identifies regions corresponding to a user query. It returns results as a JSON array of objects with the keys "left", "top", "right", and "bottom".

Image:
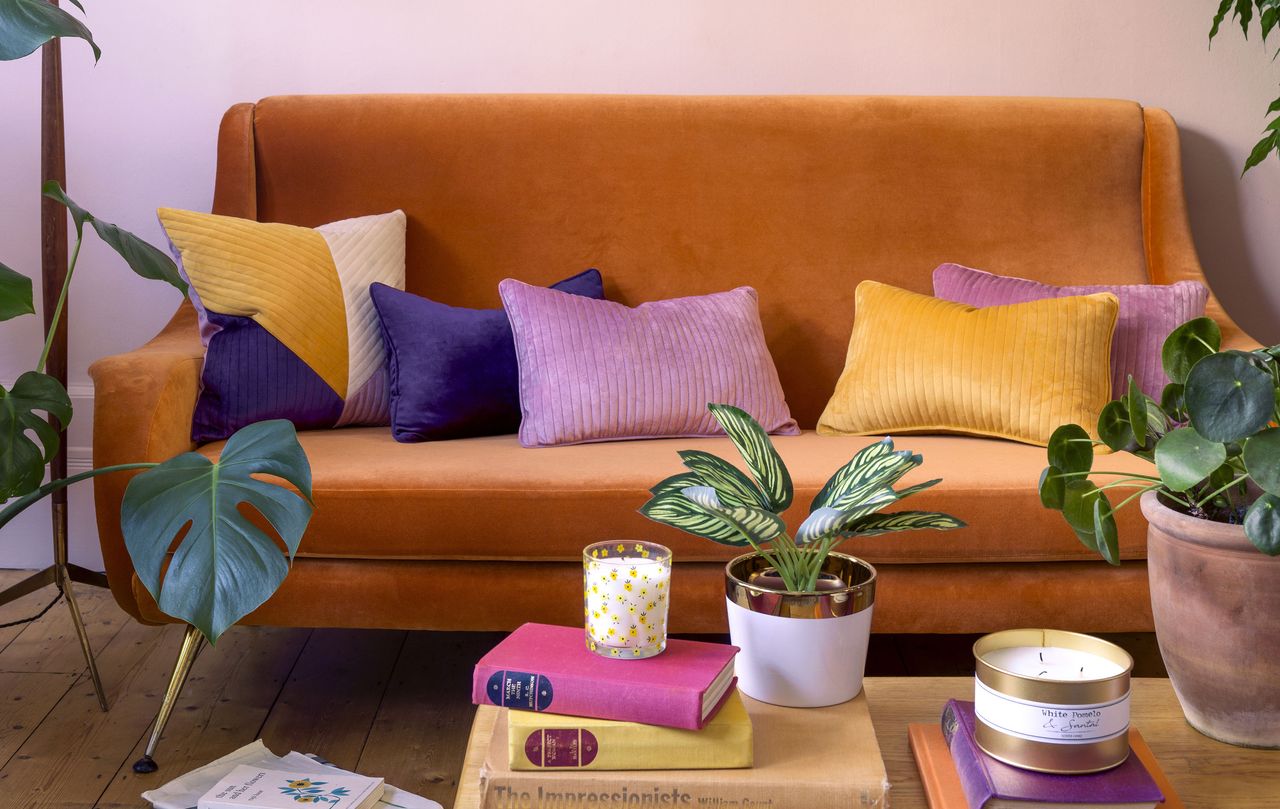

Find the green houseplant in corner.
[
  {"left": 641, "top": 403, "right": 964, "bottom": 707},
  {"left": 1, "top": 1, "right": 315, "bottom": 770},
  {"left": 1040, "top": 317, "right": 1280, "bottom": 747}
]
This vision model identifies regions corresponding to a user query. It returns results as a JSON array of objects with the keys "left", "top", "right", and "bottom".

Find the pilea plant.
[
  {"left": 1040, "top": 317, "right": 1280, "bottom": 562},
  {"left": 640, "top": 403, "right": 965, "bottom": 592}
]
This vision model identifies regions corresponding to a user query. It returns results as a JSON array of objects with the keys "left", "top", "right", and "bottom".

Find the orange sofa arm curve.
[{"left": 88, "top": 301, "right": 203, "bottom": 622}]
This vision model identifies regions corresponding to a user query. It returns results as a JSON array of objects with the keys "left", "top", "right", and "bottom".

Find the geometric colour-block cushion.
[{"left": 156, "top": 208, "right": 406, "bottom": 442}]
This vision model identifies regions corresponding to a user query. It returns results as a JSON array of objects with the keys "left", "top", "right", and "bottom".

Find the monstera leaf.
[
  {"left": 42, "top": 182, "right": 188, "bottom": 294},
  {"left": 0, "top": 371, "right": 72, "bottom": 501},
  {"left": 121, "top": 420, "right": 313, "bottom": 643},
  {"left": 0, "top": 260, "right": 35, "bottom": 322},
  {"left": 0, "top": 0, "right": 99, "bottom": 62}
]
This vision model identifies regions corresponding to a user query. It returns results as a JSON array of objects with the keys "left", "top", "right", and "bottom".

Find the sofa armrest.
[{"left": 88, "top": 302, "right": 204, "bottom": 622}]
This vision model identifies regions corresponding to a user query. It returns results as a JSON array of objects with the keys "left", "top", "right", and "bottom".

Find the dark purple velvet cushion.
[{"left": 371, "top": 269, "right": 605, "bottom": 442}]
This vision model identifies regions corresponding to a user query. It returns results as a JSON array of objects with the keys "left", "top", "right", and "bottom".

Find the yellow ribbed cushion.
[{"left": 817, "top": 281, "right": 1118, "bottom": 447}]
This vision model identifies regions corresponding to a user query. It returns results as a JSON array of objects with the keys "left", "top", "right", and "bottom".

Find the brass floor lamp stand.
[
  {"left": 0, "top": 504, "right": 110, "bottom": 712},
  {"left": 0, "top": 5, "right": 112, "bottom": 714}
]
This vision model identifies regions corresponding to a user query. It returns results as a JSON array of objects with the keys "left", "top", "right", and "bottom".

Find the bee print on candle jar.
[{"left": 582, "top": 541, "right": 672, "bottom": 660}]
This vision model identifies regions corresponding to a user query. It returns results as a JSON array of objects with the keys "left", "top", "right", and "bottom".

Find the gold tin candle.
[{"left": 973, "top": 629, "right": 1134, "bottom": 774}]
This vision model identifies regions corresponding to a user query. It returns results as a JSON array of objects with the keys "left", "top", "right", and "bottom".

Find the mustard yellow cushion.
[{"left": 817, "top": 281, "right": 1118, "bottom": 446}]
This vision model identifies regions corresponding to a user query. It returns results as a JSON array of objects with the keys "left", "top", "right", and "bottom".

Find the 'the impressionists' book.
[
  {"left": 507, "top": 689, "right": 753, "bottom": 770},
  {"left": 197, "top": 764, "right": 384, "bottom": 808},
  {"left": 472, "top": 623, "right": 737, "bottom": 730}
]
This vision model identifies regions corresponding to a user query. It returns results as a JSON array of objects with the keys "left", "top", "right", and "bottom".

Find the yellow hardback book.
[{"left": 506, "top": 690, "right": 753, "bottom": 771}]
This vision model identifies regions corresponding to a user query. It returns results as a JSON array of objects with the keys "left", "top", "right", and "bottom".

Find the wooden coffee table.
[{"left": 454, "top": 677, "right": 1280, "bottom": 808}]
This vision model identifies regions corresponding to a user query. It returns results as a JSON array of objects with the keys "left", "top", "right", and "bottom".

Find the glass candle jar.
[{"left": 583, "top": 541, "right": 672, "bottom": 659}]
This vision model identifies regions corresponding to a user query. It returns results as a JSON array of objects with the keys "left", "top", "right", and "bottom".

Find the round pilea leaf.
[
  {"left": 1097, "top": 400, "right": 1137, "bottom": 453},
  {"left": 1039, "top": 466, "right": 1066, "bottom": 510},
  {"left": 1244, "top": 494, "right": 1280, "bottom": 556},
  {"left": 1185, "top": 352, "right": 1274, "bottom": 443},
  {"left": 1048, "top": 424, "right": 1093, "bottom": 475},
  {"left": 1244, "top": 428, "right": 1280, "bottom": 497},
  {"left": 1155, "top": 427, "right": 1228, "bottom": 493},
  {"left": 1093, "top": 494, "right": 1120, "bottom": 566},
  {"left": 1162, "top": 317, "right": 1221, "bottom": 384}
]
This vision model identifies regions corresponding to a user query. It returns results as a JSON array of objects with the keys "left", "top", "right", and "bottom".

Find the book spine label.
[
  {"left": 523, "top": 729, "right": 600, "bottom": 768},
  {"left": 483, "top": 670, "right": 555, "bottom": 711},
  {"left": 471, "top": 666, "right": 698, "bottom": 729},
  {"left": 973, "top": 676, "right": 1130, "bottom": 744}
]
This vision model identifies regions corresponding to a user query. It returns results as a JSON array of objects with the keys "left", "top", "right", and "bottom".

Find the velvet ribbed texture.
[
  {"left": 371, "top": 269, "right": 605, "bottom": 442},
  {"left": 933, "top": 263, "right": 1208, "bottom": 399},
  {"left": 818, "top": 282, "right": 1119, "bottom": 447},
  {"left": 500, "top": 282, "right": 799, "bottom": 447}
]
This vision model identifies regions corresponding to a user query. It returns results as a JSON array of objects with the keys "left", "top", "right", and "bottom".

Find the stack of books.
[
  {"left": 910, "top": 700, "right": 1183, "bottom": 809},
  {"left": 471, "top": 623, "right": 888, "bottom": 808}
]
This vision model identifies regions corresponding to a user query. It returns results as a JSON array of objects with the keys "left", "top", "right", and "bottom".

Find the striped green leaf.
[
  {"left": 795, "top": 487, "right": 898, "bottom": 544},
  {"left": 679, "top": 450, "right": 768, "bottom": 509},
  {"left": 839, "top": 510, "right": 967, "bottom": 538},
  {"left": 649, "top": 472, "right": 705, "bottom": 498},
  {"left": 814, "top": 438, "right": 921, "bottom": 511},
  {"left": 708, "top": 403, "right": 793, "bottom": 511},
  {"left": 639, "top": 491, "right": 748, "bottom": 546},
  {"left": 894, "top": 478, "right": 942, "bottom": 501},
  {"left": 681, "top": 486, "right": 787, "bottom": 545}
]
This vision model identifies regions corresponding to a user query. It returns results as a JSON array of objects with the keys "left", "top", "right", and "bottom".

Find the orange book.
[{"left": 908, "top": 724, "right": 1184, "bottom": 809}]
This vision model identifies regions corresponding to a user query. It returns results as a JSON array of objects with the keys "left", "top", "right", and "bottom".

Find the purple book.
[
  {"left": 472, "top": 623, "right": 738, "bottom": 730},
  {"left": 942, "top": 700, "right": 1164, "bottom": 809}
]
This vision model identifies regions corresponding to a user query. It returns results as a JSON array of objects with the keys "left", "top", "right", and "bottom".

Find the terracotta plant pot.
[
  {"left": 724, "top": 551, "right": 876, "bottom": 708},
  {"left": 1142, "top": 490, "right": 1280, "bottom": 747}
]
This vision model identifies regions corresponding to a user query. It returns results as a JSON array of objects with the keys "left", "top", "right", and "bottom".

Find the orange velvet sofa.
[{"left": 90, "top": 94, "right": 1254, "bottom": 637}]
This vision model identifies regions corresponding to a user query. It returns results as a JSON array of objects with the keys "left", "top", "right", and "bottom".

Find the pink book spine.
[{"left": 471, "top": 665, "right": 705, "bottom": 730}]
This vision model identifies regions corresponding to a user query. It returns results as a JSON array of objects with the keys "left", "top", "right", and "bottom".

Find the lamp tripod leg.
[
  {"left": 133, "top": 624, "right": 205, "bottom": 774},
  {"left": 51, "top": 503, "right": 108, "bottom": 712},
  {"left": 58, "top": 564, "right": 108, "bottom": 712}
]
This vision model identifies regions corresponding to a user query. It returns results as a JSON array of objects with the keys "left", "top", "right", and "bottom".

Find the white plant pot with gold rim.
[{"left": 724, "top": 551, "right": 876, "bottom": 708}]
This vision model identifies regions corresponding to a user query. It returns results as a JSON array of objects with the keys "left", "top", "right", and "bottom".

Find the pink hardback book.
[{"left": 471, "top": 623, "right": 739, "bottom": 730}]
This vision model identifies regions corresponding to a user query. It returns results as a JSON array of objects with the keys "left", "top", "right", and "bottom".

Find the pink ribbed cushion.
[
  {"left": 933, "top": 263, "right": 1209, "bottom": 399},
  {"left": 500, "top": 281, "right": 799, "bottom": 447}
]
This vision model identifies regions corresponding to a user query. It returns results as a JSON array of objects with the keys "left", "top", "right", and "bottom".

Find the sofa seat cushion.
[{"left": 198, "top": 428, "right": 1155, "bottom": 564}]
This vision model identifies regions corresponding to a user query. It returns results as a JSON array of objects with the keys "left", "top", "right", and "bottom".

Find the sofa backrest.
[{"left": 212, "top": 94, "right": 1224, "bottom": 428}]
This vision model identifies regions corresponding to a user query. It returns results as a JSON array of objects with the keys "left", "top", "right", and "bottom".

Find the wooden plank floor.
[{"left": 0, "top": 569, "right": 1168, "bottom": 809}]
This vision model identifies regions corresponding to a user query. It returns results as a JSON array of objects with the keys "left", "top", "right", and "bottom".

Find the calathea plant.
[
  {"left": 1040, "top": 317, "right": 1280, "bottom": 562},
  {"left": 0, "top": 1, "right": 313, "bottom": 643},
  {"left": 640, "top": 403, "right": 965, "bottom": 592}
]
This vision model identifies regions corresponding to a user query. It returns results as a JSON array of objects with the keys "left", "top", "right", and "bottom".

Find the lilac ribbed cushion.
[
  {"left": 500, "top": 281, "right": 799, "bottom": 447},
  {"left": 933, "top": 263, "right": 1209, "bottom": 399}
]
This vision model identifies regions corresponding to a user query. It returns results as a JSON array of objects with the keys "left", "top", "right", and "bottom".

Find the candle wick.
[
  {"left": 1039, "top": 652, "right": 1044, "bottom": 662},
  {"left": 1038, "top": 670, "right": 1049, "bottom": 676}
]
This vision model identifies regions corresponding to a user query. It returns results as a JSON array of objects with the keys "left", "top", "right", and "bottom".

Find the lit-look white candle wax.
[
  {"left": 583, "top": 541, "right": 671, "bottom": 659},
  {"left": 981, "top": 646, "right": 1127, "bottom": 680}
]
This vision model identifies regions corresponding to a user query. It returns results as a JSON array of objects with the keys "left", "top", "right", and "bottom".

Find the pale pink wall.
[{"left": 0, "top": 0, "right": 1276, "bottom": 567}]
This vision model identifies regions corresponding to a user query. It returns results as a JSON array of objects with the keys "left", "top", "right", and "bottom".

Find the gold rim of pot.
[{"left": 725, "top": 551, "right": 876, "bottom": 619}]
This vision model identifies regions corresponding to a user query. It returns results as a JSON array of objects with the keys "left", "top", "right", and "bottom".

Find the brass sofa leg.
[{"left": 132, "top": 624, "right": 206, "bottom": 774}]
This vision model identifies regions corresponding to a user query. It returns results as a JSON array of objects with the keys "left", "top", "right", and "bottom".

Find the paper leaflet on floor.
[{"left": 140, "top": 739, "right": 442, "bottom": 809}]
